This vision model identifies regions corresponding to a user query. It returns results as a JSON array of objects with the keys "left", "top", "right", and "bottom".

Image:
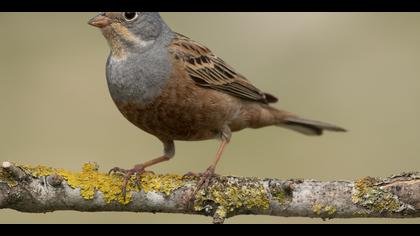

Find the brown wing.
[{"left": 168, "top": 33, "right": 278, "bottom": 104}]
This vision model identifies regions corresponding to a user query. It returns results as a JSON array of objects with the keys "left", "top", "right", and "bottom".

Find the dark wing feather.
[{"left": 169, "top": 33, "right": 278, "bottom": 104}]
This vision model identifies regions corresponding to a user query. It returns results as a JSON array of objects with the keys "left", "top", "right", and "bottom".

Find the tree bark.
[{"left": 0, "top": 161, "right": 419, "bottom": 223}]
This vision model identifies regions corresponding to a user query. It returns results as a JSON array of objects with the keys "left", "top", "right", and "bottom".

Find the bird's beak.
[{"left": 88, "top": 14, "right": 111, "bottom": 28}]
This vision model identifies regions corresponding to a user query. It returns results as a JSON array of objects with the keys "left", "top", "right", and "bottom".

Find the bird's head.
[{"left": 88, "top": 12, "right": 169, "bottom": 58}]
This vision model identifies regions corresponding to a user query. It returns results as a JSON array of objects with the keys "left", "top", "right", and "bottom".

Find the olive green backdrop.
[{"left": 0, "top": 13, "right": 419, "bottom": 224}]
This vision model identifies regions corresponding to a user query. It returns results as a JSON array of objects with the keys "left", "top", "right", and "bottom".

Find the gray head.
[{"left": 88, "top": 12, "right": 173, "bottom": 57}]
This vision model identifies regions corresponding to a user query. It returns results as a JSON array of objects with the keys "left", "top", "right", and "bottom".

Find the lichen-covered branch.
[{"left": 0, "top": 161, "right": 419, "bottom": 223}]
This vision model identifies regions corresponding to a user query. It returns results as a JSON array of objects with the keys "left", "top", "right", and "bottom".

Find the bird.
[{"left": 88, "top": 12, "right": 346, "bottom": 200}]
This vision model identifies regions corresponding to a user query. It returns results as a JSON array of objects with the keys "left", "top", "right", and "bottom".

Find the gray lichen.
[
  {"left": 352, "top": 176, "right": 407, "bottom": 214},
  {"left": 194, "top": 176, "right": 270, "bottom": 220},
  {"left": 269, "top": 181, "right": 293, "bottom": 205}
]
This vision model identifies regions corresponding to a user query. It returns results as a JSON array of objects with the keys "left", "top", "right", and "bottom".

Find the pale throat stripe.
[{"left": 111, "top": 24, "right": 155, "bottom": 49}]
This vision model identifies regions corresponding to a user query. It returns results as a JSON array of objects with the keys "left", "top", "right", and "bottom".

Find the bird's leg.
[
  {"left": 195, "top": 140, "right": 228, "bottom": 189},
  {"left": 188, "top": 127, "right": 232, "bottom": 203},
  {"left": 109, "top": 140, "right": 175, "bottom": 200}
]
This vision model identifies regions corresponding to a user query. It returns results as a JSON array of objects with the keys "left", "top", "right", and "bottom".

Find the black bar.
[{"left": 1, "top": 0, "right": 419, "bottom": 12}]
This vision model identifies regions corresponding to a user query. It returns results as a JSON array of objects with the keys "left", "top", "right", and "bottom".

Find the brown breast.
[{"left": 114, "top": 58, "right": 241, "bottom": 141}]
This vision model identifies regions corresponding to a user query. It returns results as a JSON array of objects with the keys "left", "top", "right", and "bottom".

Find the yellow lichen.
[
  {"left": 313, "top": 203, "right": 337, "bottom": 218},
  {"left": 23, "top": 165, "right": 56, "bottom": 177},
  {"left": 324, "top": 205, "right": 337, "bottom": 216},
  {"left": 213, "top": 206, "right": 228, "bottom": 224},
  {"left": 22, "top": 163, "right": 186, "bottom": 205},
  {"left": 23, "top": 163, "right": 133, "bottom": 204},
  {"left": 0, "top": 169, "right": 17, "bottom": 187},
  {"left": 313, "top": 203, "right": 323, "bottom": 215},
  {"left": 194, "top": 177, "right": 270, "bottom": 215},
  {"left": 352, "top": 176, "right": 403, "bottom": 214},
  {"left": 140, "top": 172, "right": 186, "bottom": 196}
]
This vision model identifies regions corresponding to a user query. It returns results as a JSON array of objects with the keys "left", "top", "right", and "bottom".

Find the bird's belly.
[{"left": 114, "top": 99, "right": 230, "bottom": 141}]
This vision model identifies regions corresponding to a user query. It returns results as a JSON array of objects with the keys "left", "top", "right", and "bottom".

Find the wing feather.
[{"left": 168, "top": 33, "right": 278, "bottom": 104}]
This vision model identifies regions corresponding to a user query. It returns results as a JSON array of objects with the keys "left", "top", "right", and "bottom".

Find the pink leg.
[
  {"left": 109, "top": 140, "right": 175, "bottom": 200},
  {"left": 192, "top": 139, "right": 229, "bottom": 197}
]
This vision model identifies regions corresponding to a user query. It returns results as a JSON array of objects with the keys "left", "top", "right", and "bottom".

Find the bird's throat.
[
  {"left": 101, "top": 24, "right": 155, "bottom": 60},
  {"left": 101, "top": 27, "right": 129, "bottom": 60}
]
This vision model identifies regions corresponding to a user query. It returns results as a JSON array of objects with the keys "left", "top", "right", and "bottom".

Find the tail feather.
[{"left": 279, "top": 116, "right": 347, "bottom": 136}]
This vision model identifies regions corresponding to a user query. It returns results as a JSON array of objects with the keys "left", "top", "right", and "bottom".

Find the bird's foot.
[
  {"left": 195, "top": 166, "right": 217, "bottom": 192},
  {"left": 183, "top": 171, "right": 201, "bottom": 178},
  {"left": 184, "top": 166, "right": 218, "bottom": 208},
  {"left": 108, "top": 164, "right": 147, "bottom": 201}
]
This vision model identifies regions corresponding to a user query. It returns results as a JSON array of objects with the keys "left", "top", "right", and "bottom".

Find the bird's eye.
[{"left": 123, "top": 12, "right": 138, "bottom": 21}]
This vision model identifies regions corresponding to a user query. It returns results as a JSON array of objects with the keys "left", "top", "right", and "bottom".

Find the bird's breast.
[{"left": 105, "top": 49, "right": 172, "bottom": 106}]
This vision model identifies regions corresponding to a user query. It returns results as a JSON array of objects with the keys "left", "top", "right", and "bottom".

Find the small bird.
[{"left": 88, "top": 12, "right": 346, "bottom": 199}]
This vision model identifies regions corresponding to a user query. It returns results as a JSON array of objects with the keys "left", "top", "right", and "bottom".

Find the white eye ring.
[{"left": 123, "top": 12, "right": 138, "bottom": 22}]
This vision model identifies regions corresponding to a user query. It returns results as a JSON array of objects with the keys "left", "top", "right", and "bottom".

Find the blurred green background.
[{"left": 0, "top": 13, "right": 419, "bottom": 224}]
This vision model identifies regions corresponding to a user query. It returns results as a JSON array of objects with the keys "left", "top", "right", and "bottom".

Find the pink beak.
[{"left": 88, "top": 14, "right": 111, "bottom": 28}]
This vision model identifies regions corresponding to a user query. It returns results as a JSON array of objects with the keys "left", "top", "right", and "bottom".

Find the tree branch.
[{"left": 0, "top": 161, "right": 419, "bottom": 223}]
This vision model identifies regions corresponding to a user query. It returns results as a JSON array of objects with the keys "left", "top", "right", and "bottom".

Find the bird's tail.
[{"left": 278, "top": 116, "right": 347, "bottom": 136}]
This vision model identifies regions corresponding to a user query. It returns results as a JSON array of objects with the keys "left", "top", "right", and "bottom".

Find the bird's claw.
[
  {"left": 195, "top": 166, "right": 216, "bottom": 191},
  {"left": 183, "top": 171, "right": 200, "bottom": 178},
  {"left": 184, "top": 166, "right": 217, "bottom": 208},
  {"left": 108, "top": 167, "right": 129, "bottom": 176},
  {"left": 108, "top": 164, "right": 146, "bottom": 201}
]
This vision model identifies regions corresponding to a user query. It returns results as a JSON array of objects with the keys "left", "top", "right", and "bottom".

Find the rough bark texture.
[{"left": 0, "top": 161, "right": 419, "bottom": 223}]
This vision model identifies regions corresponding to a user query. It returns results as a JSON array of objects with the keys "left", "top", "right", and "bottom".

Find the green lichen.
[
  {"left": 352, "top": 176, "right": 403, "bottom": 214},
  {"left": 273, "top": 191, "right": 288, "bottom": 204},
  {"left": 22, "top": 163, "right": 186, "bottom": 205},
  {"left": 352, "top": 210, "right": 369, "bottom": 217},
  {"left": 0, "top": 168, "right": 17, "bottom": 187},
  {"left": 269, "top": 182, "right": 293, "bottom": 205},
  {"left": 194, "top": 177, "right": 270, "bottom": 217},
  {"left": 313, "top": 203, "right": 337, "bottom": 219}
]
